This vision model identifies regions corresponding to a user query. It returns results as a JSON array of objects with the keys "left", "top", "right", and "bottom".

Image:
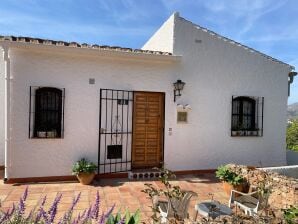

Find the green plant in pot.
[
  {"left": 72, "top": 158, "right": 97, "bottom": 185},
  {"left": 216, "top": 165, "right": 246, "bottom": 195}
]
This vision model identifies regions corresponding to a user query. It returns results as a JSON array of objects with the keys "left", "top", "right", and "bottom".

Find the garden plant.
[{"left": 0, "top": 187, "right": 140, "bottom": 224}]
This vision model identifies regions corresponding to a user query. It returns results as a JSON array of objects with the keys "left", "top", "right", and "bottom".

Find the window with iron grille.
[
  {"left": 231, "top": 96, "right": 264, "bottom": 137},
  {"left": 29, "top": 87, "right": 65, "bottom": 138}
]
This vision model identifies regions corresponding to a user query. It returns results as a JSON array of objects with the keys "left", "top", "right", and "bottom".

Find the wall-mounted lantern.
[
  {"left": 173, "top": 79, "right": 185, "bottom": 102},
  {"left": 288, "top": 71, "right": 297, "bottom": 96}
]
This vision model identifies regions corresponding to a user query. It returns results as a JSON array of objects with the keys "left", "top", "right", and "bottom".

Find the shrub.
[
  {"left": 215, "top": 165, "right": 244, "bottom": 186},
  {"left": 141, "top": 166, "right": 189, "bottom": 222},
  {"left": 0, "top": 187, "right": 140, "bottom": 224},
  {"left": 287, "top": 119, "right": 298, "bottom": 151},
  {"left": 72, "top": 158, "right": 97, "bottom": 175},
  {"left": 283, "top": 206, "right": 298, "bottom": 224}
]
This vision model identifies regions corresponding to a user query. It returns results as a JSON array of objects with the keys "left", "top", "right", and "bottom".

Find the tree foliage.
[{"left": 287, "top": 119, "right": 298, "bottom": 151}]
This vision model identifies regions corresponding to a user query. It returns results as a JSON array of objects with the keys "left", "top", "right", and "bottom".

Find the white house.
[{"left": 0, "top": 13, "right": 296, "bottom": 182}]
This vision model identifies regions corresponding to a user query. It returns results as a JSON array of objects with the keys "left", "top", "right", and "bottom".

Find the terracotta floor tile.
[
  {"left": 0, "top": 194, "right": 8, "bottom": 202},
  {"left": 60, "top": 196, "right": 76, "bottom": 204},
  {"left": 75, "top": 201, "right": 91, "bottom": 210},
  {"left": 27, "top": 193, "right": 43, "bottom": 200},
  {"left": 0, "top": 189, "right": 12, "bottom": 195},
  {"left": 57, "top": 190, "right": 74, "bottom": 197},
  {"left": 5, "top": 194, "right": 23, "bottom": 201},
  {"left": 58, "top": 203, "right": 72, "bottom": 211},
  {"left": 1, "top": 200, "right": 18, "bottom": 208},
  {"left": 0, "top": 173, "right": 228, "bottom": 222}
]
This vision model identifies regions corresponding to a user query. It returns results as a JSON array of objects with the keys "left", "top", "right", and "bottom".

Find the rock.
[{"left": 223, "top": 164, "right": 298, "bottom": 217}]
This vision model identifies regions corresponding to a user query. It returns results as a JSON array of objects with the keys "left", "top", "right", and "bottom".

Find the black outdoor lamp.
[{"left": 173, "top": 79, "right": 185, "bottom": 102}]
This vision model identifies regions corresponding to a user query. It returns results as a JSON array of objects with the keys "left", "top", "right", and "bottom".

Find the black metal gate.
[{"left": 98, "top": 89, "right": 134, "bottom": 174}]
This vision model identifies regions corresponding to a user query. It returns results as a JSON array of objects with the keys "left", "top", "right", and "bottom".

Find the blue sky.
[{"left": 1, "top": 0, "right": 297, "bottom": 104}]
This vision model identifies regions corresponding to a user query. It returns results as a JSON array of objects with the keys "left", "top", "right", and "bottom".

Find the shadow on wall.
[{"left": 287, "top": 150, "right": 298, "bottom": 165}]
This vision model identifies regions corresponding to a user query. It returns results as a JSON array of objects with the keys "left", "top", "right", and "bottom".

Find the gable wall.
[
  {"left": 142, "top": 13, "right": 175, "bottom": 53},
  {"left": 163, "top": 16, "right": 291, "bottom": 171}
]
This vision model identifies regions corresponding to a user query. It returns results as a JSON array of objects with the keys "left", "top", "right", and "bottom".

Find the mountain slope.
[{"left": 288, "top": 102, "right": 298, "bottom": 120}]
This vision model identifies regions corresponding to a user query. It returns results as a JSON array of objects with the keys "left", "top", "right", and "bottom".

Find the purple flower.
[
  {"left": 80, "top": 207, "right": 92, "bottom": 223},
  {"left": 35, "top": 207, "right": 49, "bottom": 224},
  {"left": 81, "top": 209, "right": 87, "bottom": 219},
  {"left": 48, "top": 193, "right": 62, "bottom": 214},
  {"left": 0, "top": 203, "right": 15, "bottom": 223},
  {"left": 35, "top": 208, "right": 43, "bottom": 223},
  {"left": 0, "top": 212, "right": 8, "bottom": 223},
  {"left": 117, "top": 217, "right": 126, "bottom": 224},
  {"left": 8, "top": 203, "right": 15, "bottom": 217},
  {"left": 59, "top": 192, "right": 81, "bottom": 224},
  {"left": 26, "top": 209, "right": 33, "bottom": 221},
  {"left": 18, "top": 197, "right": 25, "bottom": 215},
  {"left": 22, "top": 186, "right": 29, "bottom": 201},
  {"left": 92, "top": 191, "right": 100, "bottom": 220},
  {"left": 41, "top": 208, "right": 50, "bottom": 224},
  {"left": 48, "top": 194, "right": 62, "bottom": 223},
  {"left": 70, "top": 192, "right": 81, "bottom": 211},
  {"left": 40, "top": 195, "right": 47, "bottom": 207},
  {"left": 98, "top": 212, "right": 105, "bottom": 224},
  {"left": 105, "top": 204, "right": 115, "bottom": 219}
]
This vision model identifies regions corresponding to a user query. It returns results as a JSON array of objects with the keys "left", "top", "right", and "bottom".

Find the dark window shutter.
[{"left": 34, "top": 87, "right": 63, "bottom": 138}]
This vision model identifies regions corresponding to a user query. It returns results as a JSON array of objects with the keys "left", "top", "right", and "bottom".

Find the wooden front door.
[{"left": 132, "top": 92, "right": 164, "bottom": 168}]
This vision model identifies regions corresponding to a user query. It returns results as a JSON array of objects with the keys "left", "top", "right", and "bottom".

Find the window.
[
  {"left": 177, "top": 111, "right": 188, "bottom": 123},
  {"left": 29, "top": 87, "right": 65, "bottom": 138},
  {"left": 231, "top": 96, "right": 264, "bottom": 137}
]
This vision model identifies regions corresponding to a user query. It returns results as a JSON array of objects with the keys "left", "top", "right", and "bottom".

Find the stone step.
[{"left": 128, "top": 169, "right": 161, "bottom": 180}]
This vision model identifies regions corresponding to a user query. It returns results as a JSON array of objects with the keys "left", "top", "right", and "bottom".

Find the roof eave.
[{"left": 0, "top": 40, "right": 181, "bottom": 63}]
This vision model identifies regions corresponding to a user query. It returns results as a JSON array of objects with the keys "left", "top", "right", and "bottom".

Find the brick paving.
[{"left": 0, "top": 173, "right": 229, "bottom": 222}]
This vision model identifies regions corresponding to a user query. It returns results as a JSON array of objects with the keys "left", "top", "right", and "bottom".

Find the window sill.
[
  {"left": 30, "top": 137, "right": 63, "bottom": 139},
  {"left": 231, "top": 130, "right": 262, "bottom": 137}
]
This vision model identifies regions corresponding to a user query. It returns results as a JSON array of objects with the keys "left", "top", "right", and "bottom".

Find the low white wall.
[
  {"left": 260, "top": 165, "right": 298, "bottom": 179},
  {"left": 286, "top": 150, "right": 298, "bottom": 165}
]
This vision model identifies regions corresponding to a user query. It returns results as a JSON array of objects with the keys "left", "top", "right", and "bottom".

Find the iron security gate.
[{"left": 98, "top": 89, "right": 134, "bottom": 174}]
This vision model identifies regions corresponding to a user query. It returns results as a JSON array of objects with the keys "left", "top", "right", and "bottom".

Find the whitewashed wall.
[
  {"left": 7, "top": 48, "right": 178, "bottom": 178},
  {"left": 0, "top": 48, "right": 5, "bottom": 166},
  {"left": 144, "top": 13, "right": 290, "bottom": 171}
]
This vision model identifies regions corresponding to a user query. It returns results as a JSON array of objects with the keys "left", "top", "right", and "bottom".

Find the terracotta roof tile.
[{"left": 0, "top": 35, "right": 173, "bottom": 56}]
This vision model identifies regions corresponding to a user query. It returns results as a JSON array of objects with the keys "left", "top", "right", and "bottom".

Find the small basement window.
[
  {"left": 29, "top": 86, "right": 65, "bottom": 138},
  {"left": 231, "top": 96, "right": 264, "bottom": 137}
]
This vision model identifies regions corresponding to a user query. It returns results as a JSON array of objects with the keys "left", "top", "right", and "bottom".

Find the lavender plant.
[{"left": 0, "top": 187, "right": 140, "bottom": 224}]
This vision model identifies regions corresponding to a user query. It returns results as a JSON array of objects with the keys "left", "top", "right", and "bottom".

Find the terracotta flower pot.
[
  {"left": 222, "top": 181, "right": 244, "bottom": 196},
  {"left": 76, "top": 172, "right": 95, "bottom": 185}
]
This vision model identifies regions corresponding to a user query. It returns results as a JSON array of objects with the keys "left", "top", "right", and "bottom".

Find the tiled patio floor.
[{"left": 0, "top": 173, "right": 229, "bottom": 222}]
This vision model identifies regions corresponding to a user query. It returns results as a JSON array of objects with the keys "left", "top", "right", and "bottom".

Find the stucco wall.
[
  {"left": 162, "top": 15, "right": 290, "bottom": 171},
  {"left": 7, "top": 48, "right": 178, "bottom": 178},
  {"left": 0, "top": 48, "right": 5, "bottom": 166}
]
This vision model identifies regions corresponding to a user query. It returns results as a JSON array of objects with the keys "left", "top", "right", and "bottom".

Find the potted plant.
[
  {"left": 72, "top": 158, "right": 97, "bottom": 185},
  {"left": 216, "top": 165, "right": 246, "bottom": 195}
]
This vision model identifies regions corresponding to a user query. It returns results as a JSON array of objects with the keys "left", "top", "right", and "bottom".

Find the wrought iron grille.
[
  {"left": 29, "top": 86, "right": 65, "bottom": 138},
  {"left": 98, "top": 89, "right": 134, "bottom": 174},
  {"left": 231, "top": 95, "right": 264, "bottom": 137}
]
